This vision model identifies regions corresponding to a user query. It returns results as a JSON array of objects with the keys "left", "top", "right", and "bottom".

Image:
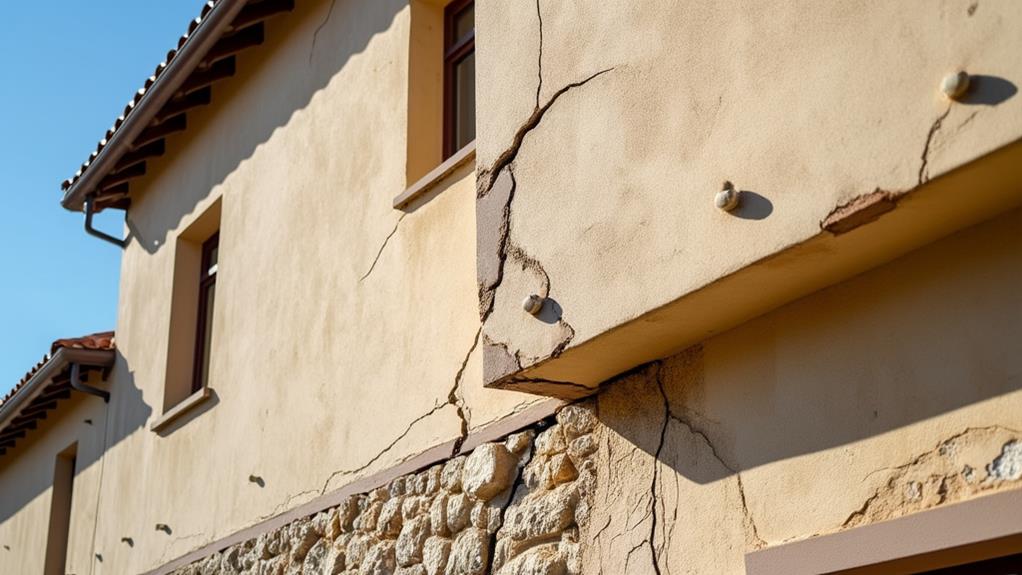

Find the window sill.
[
  {"left": 150, "top": 387, "right": 211, "bottom": 433},
  {"left": 394, "top": 142, "right": 476, "bottom": 210}
]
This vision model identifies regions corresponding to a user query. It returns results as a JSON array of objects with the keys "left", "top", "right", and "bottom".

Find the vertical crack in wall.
[
  {"left": 534, "top": 0, "right": 544, "bottom": 110},
  {"left": 648, "top": 364, "right": 669, "bottom": 575},
  {"left": 449, "top": 327, "right": 482, "bottom": 456},
  {"left": 309, "top": 0, "right": 340, "bottom": 65},
  {"left": 918, "top": 106, "right": 952, "bottom": 186},
  {"left": 359, "top": 213, "right": 407, "bottom": 282},
  {"left": 649, "top": 361, "right": 766, "bottom": 561}
]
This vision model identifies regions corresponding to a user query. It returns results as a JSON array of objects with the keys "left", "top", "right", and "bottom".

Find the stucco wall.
[
  {"left": 475, "top": 0, "right": 1022, "bottom": 388},
  {"left": 155, "top": 204, "right": 1022, "bottom": 575},
  {"left": 0, "top": 387, "right": 108, "bottom": 575}
]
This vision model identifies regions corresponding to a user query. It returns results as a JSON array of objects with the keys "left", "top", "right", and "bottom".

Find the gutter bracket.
[
  {"left": 84, "top": 195, "right": 128, "bottom": 249},
  {"left": 70, "top": 363, "right": 111, "bottom": 403}
]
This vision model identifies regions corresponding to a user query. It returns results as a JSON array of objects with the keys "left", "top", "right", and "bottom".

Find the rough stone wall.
[{"left": 168, "top": 406, "right": 599, "bottom": 575}]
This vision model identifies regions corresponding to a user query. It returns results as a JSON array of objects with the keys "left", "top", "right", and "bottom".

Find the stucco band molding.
[
  {"left": 745, "top": 488, "right": 1022, "bottom": 575},
  {"left": 393, "top": 141, "right": 476, "bottom": 209},
  {"left": 142, "top": 397, "right": 563, "bottom": 575}
]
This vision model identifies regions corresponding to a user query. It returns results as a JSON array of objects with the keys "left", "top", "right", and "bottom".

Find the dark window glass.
[
  {"left": 192, "top": 233, "right": 218, "bottom": 393},
  {"left": 444, "top": 0, "right": 475, "bottom": 158}
]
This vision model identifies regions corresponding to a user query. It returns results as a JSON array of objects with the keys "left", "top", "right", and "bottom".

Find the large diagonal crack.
[
  {"left": 478, "top": 67, "right": 614, "bottom": 196},
  {"left": 310, "top": 327, "right": 481, "bottom": 499},
  {"left": 359, "top": 214, "right": 406, "bottom": 282},
  {"left": 918, "top": 106, "right": 952, "bottom": 186}
]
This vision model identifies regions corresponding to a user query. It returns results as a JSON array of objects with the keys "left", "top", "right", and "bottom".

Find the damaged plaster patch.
[
  {"left": 987, "top": 440, "right": 1022, "bottom": 481},
  {"left": 821, "top": 189, "right": 898, "bottom": 235},
  {"left": 844, "top": 426, "right": 1022, "bottom": 528}
]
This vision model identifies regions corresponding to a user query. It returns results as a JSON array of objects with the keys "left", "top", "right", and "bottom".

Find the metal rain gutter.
[{"left": 60, "top": 0, "right": 249, "bottom": 213}]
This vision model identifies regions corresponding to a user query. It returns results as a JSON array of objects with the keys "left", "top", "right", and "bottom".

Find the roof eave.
[
  {"left": 0, "top": 348, "right": 116, "bottom": 433},
  {"left": 60, "top": 0, "right": 250, "bottom": 213}
]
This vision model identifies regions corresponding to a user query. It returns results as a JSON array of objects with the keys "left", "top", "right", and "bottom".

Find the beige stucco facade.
[{"left": 2, "top": 0, "right": 1022, "bottom": 574}]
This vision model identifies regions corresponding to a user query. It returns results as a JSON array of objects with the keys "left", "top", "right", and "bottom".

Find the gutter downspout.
[
  {"left": 70, "top": 362, "right": 111, "bottom": 403},
  {"left": 60, "top": 0, "right": 249, "bottom": 213},
  {"left": 84, "top": 195, "right": 128, "bottom": 249}
]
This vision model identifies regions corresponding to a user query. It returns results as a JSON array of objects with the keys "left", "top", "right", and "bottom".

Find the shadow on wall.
[
  {"left": 0, "top": 351, "right": 150, "bottom": 525},
  {"left": 960, "top": 75, "right": 1017, "bottom": 106},
  {"left": 123, "top": 0, "right": 407, "bottom": 254},
  {"left": 597, "top": 205, "right": 1022, "bottom": 484}
]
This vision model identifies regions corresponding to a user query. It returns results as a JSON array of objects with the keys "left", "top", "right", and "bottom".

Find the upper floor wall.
[{"left": 474, "top": 0, "right": 1022, "bottom": 394}]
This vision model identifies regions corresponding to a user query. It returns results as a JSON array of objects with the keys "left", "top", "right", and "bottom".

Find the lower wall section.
[{"left": 168, "top": 406, "right": 599, "bottom": 575}]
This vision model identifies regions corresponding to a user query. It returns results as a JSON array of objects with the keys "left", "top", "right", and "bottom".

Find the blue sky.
[{"left": 0, "top": 1, "right": 208, "bottom": 396}]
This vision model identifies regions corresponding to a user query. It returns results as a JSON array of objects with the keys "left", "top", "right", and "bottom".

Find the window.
[
  {"left": 192, "top": 233, "right": 218, "bottom": 393},
  {"left": 44, "top": 443, "right": 76, "bottom": 575},
  {"left": 443, "top": 0, "right": 475, "bottom": 159},
  {"left": 157, "top": 198, "right": 220, "bottom": 429}
]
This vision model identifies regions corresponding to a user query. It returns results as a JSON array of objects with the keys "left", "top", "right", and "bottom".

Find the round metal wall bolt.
[
  {"left": 522, "top": 294, "right": 545, "bottom": 316},
  {"left": 715, "top": 181, "right": 740, "bottom": 212},
  {"left": 941, "top": 71, "right": 970, "bottom": 100}
]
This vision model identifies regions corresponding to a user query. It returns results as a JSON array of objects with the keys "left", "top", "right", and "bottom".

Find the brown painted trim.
[
  {"left": 745, "top": 488, "right": 1022, "bottom": 575},
  {"left": 393, "top": 141, "right": 475, "bottom": 210},
  {"left": 141, "top": 397, "right": 563, "bottom": 575},
  {"left": 149, "top": 387, "right": 212, "bottom": 433}
]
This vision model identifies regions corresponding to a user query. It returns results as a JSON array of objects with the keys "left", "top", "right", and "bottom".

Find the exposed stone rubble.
[{"left": 167, "top": 407, "right": 599, "bottom": 575}]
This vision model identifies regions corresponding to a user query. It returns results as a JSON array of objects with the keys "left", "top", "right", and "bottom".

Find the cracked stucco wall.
[
  {"left": 475, "top": 0, "right": 1022, "bottom": 386},
  {"left": 577, "top": 206, "right": 1022, "bottom": 574},
  {"left": 2, "top": 1, "right": 547, "bottom": 574},
  {"left": 157, "top": 205, "right": 1021, "bottom": 575}
]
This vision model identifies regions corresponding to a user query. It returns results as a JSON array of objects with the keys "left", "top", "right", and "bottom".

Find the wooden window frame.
[
  {"left": 443, "top": 0, "right": 475, "bottom": 159},
  {"left": 191, "top": 232, "right": 219, "bottom": 394}
]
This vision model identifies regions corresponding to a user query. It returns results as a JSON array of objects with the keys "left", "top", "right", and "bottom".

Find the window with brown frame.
[
  {"left": 443, "top": 0, "right": 475, "bottom": 159},
  {"left": 191, "top": 233, "right": 218, "bottom": 394}
]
